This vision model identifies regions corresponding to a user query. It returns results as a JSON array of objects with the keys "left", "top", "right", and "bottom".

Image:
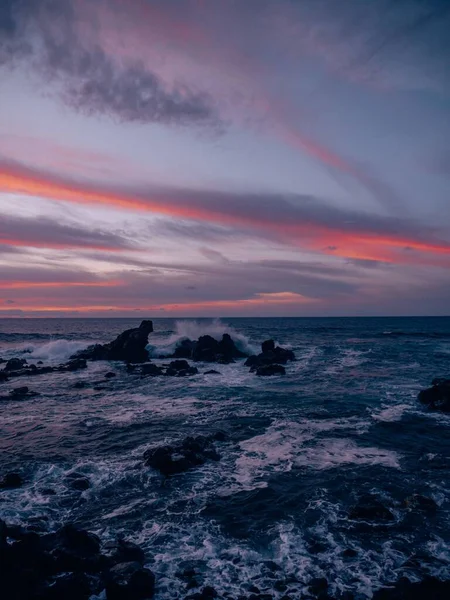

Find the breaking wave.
[{"left": 147, "top": 319, "right": 258, "bottom": 357}]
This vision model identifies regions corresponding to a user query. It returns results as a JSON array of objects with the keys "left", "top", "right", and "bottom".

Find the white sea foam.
[
  {"left": 7, "top": 339, "right": 90, "bottom": 364},
  {"left": 147, "top": 319, "right": 258, "bottom": 358},
  {"left": 371, "top": 404, "right": 410, "bottom": 422},
  {"left": 228, "top": 418, "right": 389, "bottom": 491}
]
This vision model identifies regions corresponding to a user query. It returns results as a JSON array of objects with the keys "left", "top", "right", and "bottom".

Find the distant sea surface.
[{"left": 1, "top": 316, "right": 450, "bottom": 598}]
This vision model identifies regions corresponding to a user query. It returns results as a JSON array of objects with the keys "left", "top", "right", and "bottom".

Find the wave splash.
[
  {"left": 147, "top": 319, "right": 258, "bottom": 358},
  {"left": 4, "top": 339, "right": 91, "bottom": 363}
]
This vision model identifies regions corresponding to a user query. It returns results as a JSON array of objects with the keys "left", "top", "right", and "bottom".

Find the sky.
[{"left": 0, "top": 0, "right": 449, "bottom": 318}]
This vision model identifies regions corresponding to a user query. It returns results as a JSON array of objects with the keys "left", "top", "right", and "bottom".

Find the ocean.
[{"left": 1, "top": 316, "right": 450, "bottom": 599}]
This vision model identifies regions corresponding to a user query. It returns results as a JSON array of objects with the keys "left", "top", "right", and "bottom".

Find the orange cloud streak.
[
  {"left": 0, "top": 291, "right": 314, "bottom": 314},
  {"left": 0, "top": 280, "right": 122, "bottom": 289},
  {"left": 2, "top": 161, "right": 450, "bottom": 264}
]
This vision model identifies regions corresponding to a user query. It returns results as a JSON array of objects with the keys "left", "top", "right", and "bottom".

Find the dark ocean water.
[{"left": 0, "top": 316, "right": 450, "bottom": 599}]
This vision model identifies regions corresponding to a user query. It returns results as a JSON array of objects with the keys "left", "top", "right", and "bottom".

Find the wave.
[
  {"left": 3, "top": 339, "right": 91, "bottom": 363},
  {"left": 379, "top": 331, "right": 450, "bottom": 339},
  {"left": 147, "top": 319, "right": 258, "bottom": 357}
]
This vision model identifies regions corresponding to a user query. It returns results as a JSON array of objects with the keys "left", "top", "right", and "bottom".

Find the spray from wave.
[
  {"left": 3, "top": 340, "right": 91, "bottom": 364},
  {"left": 147, "top": 319, "right": 258, "bottom": 358}
]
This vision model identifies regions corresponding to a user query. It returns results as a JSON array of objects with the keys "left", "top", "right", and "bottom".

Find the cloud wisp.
[{"left": 1, "top": 159, "right": 449, "bottom": 265}]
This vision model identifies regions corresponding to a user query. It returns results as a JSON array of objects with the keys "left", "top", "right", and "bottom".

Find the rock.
[
  {"left": 41, "top": 572, "right": 93, "bottom": 599},
  {"left": 0, "top": 472, "right": 23, "bottom": 489},
  {"left": 372, "top": 576, "right": 450, "bottom": 600},
  {"left": 65, "top": 473, "right": 90, "bottom": 491},
  {"left": 140, "top": 363, "right": 164, "bottom": 376},
  {"left": 105, "top": 372, "right": 116, "bottom": 379},
  {"left": 245, "top": 340, "right": 295, "bottom": 371},
  {"left": 104, "top": 539, "right": 146, "bottom": 565},
  {"left": 9, "top": 386, "right": 38, "bottom": 398},
  {"left": 4, "top": 358, "right": 27, "bottom": 371},
  {"left": 73, "top": 381, "right": 87, "bottom": 389},
  {"left": 173, "top": 339, "right": 196, "bottom": 359},
  {"left": 185, "top": 587, "right": 218, "bottom": 600},
  {"left": 402, "top": 494, "right": 438, "bottom": 512},
  {"left": 0, "top": 518, "right": 149, "bottom": 600},
  {"left": 261, "top": 339, "right": 276, "bottom": 354},
  {"left": 418, "top": 379, "right": 450, "bottom": 412},
  {"left": 0, "top": 371, "right": 8, "bottom": 382},
  {"left": 204, "top": 370, "right": 221, "bottom": 375},
  {"left": 59, "top": 358, "right": 87, "bottom": 371},
  {"left": 144, "top": 434, "right": 222, "bottom": 476},
  {"left": 106, "top": 561, "right": 155, "bottom": 599},
  {"left": 171, "top": 333, "right": 247, "bottom": 364},
  {"left": 72, "top": 320, "right": 154, "bottom": 363},
  {"left": 166, "top": 360, "right": 199, "bottom": 376},
  {"left": 349, "top": 494, "right": 395, "bottom": 521},
  {"left": 309, "top": 577, "right": 329, "bottom": 596},
  {"left": 255, "top": 364, "right": 286, "bottom": 376}
]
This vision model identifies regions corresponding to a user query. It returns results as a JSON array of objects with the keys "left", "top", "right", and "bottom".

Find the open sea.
[{"left": 1, "top": 316, "right": 450, "bottom": 599}]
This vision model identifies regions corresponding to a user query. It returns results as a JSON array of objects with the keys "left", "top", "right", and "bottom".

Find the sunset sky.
[{"left": 1, "top": 0, "right": 449, "bottom": 317}]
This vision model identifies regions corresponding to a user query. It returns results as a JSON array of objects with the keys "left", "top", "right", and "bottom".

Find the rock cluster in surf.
[{"left": 0, "top": 520, "right": 155, "bottom": 600}]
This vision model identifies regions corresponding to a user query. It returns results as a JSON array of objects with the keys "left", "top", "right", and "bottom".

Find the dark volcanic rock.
[
  {"left": 255, "top": 364, "right": 286, "bottom": 376},
  {"left": 402, "top": 494, "right": 438, "bottom": 512},
  {"left": 349, "top": 494, "right": 395, "bottom": 521},
  {"left": 60, "top": 358, "right": 87, "bottom": 371},
  {"left": 171, "top": 333, "right": 247, "bottom": 364},
  {"left": 166, "top": 360, "right": 199, "bottom": 376},
  {"left": 144, "top": 434, "right": 222, "bottom": 476},
  {"left": 105, "top": 371, "right": 117, "bottom": 379},
  {"left": 104, "top": 540, "right": 146, "bottom": 565},
  {"left": 418, "top": 378, "right": 450, "bottom": 412},
  {"left": 204, "top": 370, "right": 221, "bottom": 375},
  {"left": 4, "top": 358, "right": 27, "bottom": 371},
  {"left": 105, "top": 561, "right": 155, "bottom": 600},
  {"left": 0, "top": 370, "right": 8, "bottom": 382},
  {"left": 0, "top": 472, "right": 23, "bottom": 489},
  {"left": 9, "top": 386, "right": 38, "bottom": 398},
  {"left": 372, "top": 576, "right": 450, "bottom": 600},
  {"left": 0, "top": 519, "right": 150, "bottom": 600},
  {"left": 140, "top": 363, "right": 164, "bottom": 376},
  {"left": 65, "top": 472, "right": 91, "bottom": 491},
  {"left": 72, "top": 320, "right": 153, "bottom": 363},
  {"left": 245, "top": 340, "right": 295, "bottom": 372}
]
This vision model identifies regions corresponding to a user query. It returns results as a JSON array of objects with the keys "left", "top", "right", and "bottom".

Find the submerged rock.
[
  {"left": 144, "top": 434, "right": 224, "bottom": 476},
  {"left": 0, "top": 472, "right": 24, "bottom": 489},
  {"left": 204, "top": 370, "right": 221, "bottom": 375},
  {"left": 372, "top": 576, "right": 450, "bottom": 600},
  {"left": 402, "top": 494, "right": 438, "bottom": 512},
  {"left": 72, "top": 320, "right": 154, "bottom": 363},
  {"left": 9, "top": 386, "right": 38, "bottom": 398},
  {"left": 4, "top": 358, "right": 28, "bottom": 371},
  {"left": 348, "top": 494, "right": 395, "bottom": 522},
  {"left": 105, "top": 561, "right": 155, "bottom": 600},
  {"left": 255, "top": 364, "right": 286, "bottom": 376},
  {"left": 65, "top": 472, "right": 91, "bottom": 491},
  {"left": 418, "top": 378, "right": 450, "bottom": 412},
  {"left": 245, "top": 340, "right": 295, "bottom": 372}
]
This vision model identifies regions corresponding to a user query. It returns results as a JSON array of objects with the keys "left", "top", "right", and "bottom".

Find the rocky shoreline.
[
  {"left": 1, "top": 320, "right": 450, "bottom": 598},
  {"left": 1, "top": 513, "right": 450, "bottom": 600}
]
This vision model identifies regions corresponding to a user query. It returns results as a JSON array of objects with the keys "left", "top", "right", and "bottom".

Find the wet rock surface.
[
  {"left": 245, "top": 340, "right": 295, "bottom": 374},
  {"left": 170, "top": 333, "right": 248, "bottom": 363},
  {"left": 418, "top": 378, "right": 450, "bottom": 412},
  {"left": 72, "top": 320, "right": 154, "bottom": 363},
  {"left": 0, "top": 519, "right": 154, "bottom": 600},
  {"left": 144, "top": 433, "right": 225, "bottom": 476},
  {"left": 348, "top": 494, "right": 395, "bottom": 521}
]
